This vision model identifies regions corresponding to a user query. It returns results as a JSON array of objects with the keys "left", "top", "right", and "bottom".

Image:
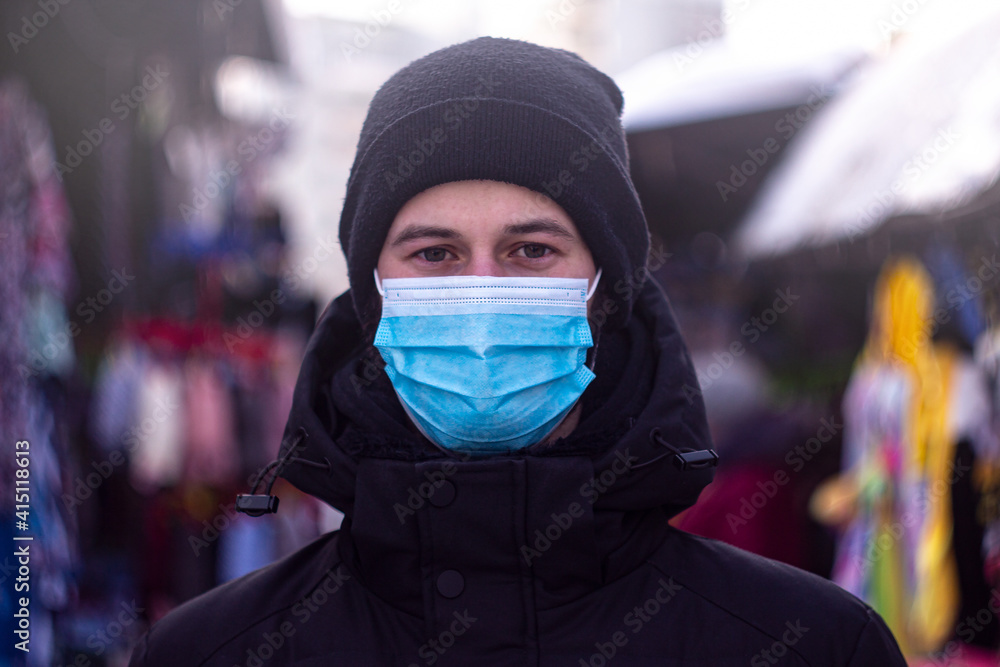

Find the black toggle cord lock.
[
  {"left": 235, "top": 494, "right": 280, "bottom": 515},
  {"left": 236, "top": 428, "right": 331, "bottom": 517},
  {"left": 648, "top": 427, "right": 719, "bottom": 471}
]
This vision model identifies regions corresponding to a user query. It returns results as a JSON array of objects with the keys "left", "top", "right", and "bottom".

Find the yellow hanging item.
[{"left": 825, "top": 256, "right": 960, "bottom": 656}]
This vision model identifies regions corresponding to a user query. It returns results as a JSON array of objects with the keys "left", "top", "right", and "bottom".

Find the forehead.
[{"left": 386, "top": 180, "right": 578, "bottom": 236}]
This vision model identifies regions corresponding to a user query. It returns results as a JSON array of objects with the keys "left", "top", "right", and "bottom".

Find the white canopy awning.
[
  {"left": 734, "top": 1, "right": 1000, "bottom": 258},
  {"left": 616, "top": 39, "right": 866, "bottom": 132}
]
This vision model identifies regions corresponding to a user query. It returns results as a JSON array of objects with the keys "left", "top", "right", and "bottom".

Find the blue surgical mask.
[{"left": 373, "top": 270, "right": 601, "bottom": 453}]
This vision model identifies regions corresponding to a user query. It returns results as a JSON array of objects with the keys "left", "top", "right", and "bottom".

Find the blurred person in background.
[
  {"left": 129, "top": 37, "right": 905, "bottom": 665},
  {"left": 815, "top": 257, "right": 1000, "bottom": 665}
]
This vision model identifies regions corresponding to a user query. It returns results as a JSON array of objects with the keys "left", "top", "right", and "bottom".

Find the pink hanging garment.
[
  {"left": 182, "top": 357, "right": 238, "bottom": 486},
  {"left": 129, "top": 361, "right": 186, "bottom": 492}
]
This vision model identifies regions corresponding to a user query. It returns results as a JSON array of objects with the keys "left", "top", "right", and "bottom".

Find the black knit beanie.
[{"left": 339, "top": 36, "right": 650, "bottom": 331}]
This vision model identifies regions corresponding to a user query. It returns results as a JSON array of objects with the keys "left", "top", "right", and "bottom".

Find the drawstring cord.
[
  {"left": 644, "top": 427, "right": 719, "bottom": 471},
  {"left": 236, "top": 427, "right": 331, "bottom": 517}
]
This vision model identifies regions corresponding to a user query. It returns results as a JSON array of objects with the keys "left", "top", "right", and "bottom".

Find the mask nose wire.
[
  {"left": 586, "top": 268, "right": 603, "bottom": 301},
  {"left": 375, "top": 267, "right": 601, "bottom": 299}
]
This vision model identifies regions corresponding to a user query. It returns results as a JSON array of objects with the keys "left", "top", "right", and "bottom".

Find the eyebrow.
[
  {"left": 388, "top": 218, "right": 577, "bottom": 248},
  {"left": 389, "top": 225, "right": 461, "bottom": 247},
  {"left": 502, "top": 219, "right": 576, "bottom": 240}
]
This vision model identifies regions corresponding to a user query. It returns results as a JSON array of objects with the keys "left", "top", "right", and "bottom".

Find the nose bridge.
[{"left": 463, "top": 245, "right": 504, "bottom": 277}]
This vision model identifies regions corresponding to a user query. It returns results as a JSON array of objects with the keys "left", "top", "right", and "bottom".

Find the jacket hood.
[{"left": 275, "top": 278, "right": 715, "bottom": 519}]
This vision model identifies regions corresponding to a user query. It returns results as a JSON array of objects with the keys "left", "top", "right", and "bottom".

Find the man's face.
[{"left": 376, "top": 180, "right": 597, "bottom": 286}]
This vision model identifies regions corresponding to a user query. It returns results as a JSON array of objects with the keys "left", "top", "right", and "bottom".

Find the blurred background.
[{"left": 1, "top": 0, "right": 1000, "bottom": 664}]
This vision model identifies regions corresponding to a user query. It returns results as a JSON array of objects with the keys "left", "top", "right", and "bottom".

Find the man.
[{"left": 129, "top": 37, "right": 906, "bottom": 665}]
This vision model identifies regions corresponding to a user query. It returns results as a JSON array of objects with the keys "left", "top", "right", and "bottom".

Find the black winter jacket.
[{"left": 129, "top": 281, "right": 906, "bottom": 666}]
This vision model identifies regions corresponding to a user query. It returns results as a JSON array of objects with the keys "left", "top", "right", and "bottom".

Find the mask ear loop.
[
  {"left": 373, "top": 268, "right": 385, "bottom": 297},
  {"left": 586, "top": 268, "right": 603, "bottom": 301},
  {"left": 584, "top": 267, "right": 603, "bottom": 372}
]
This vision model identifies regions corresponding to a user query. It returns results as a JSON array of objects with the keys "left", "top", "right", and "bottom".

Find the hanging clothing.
[
  {"left": 0, "top": 76, "right": 78, "bottom": 667},
  {"left": 973, "top": 323, "right": 1000, "bottom": 603},
  {"left": 129, "top": 361, "right": 187, "bottom": 491},
  {"left": 90, "top": 340, "right": 149, "bottom": 453},
  {"left": 182, "top": 357, "right": 238, "bottom": 486}
]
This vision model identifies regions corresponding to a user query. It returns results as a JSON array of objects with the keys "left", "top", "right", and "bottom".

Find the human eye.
[
  {"left": 415, "top": 247, "right": 451, "bottom": 262},
  {"left": 515, "top": 243, "right": 553, "bottom": 260}
]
